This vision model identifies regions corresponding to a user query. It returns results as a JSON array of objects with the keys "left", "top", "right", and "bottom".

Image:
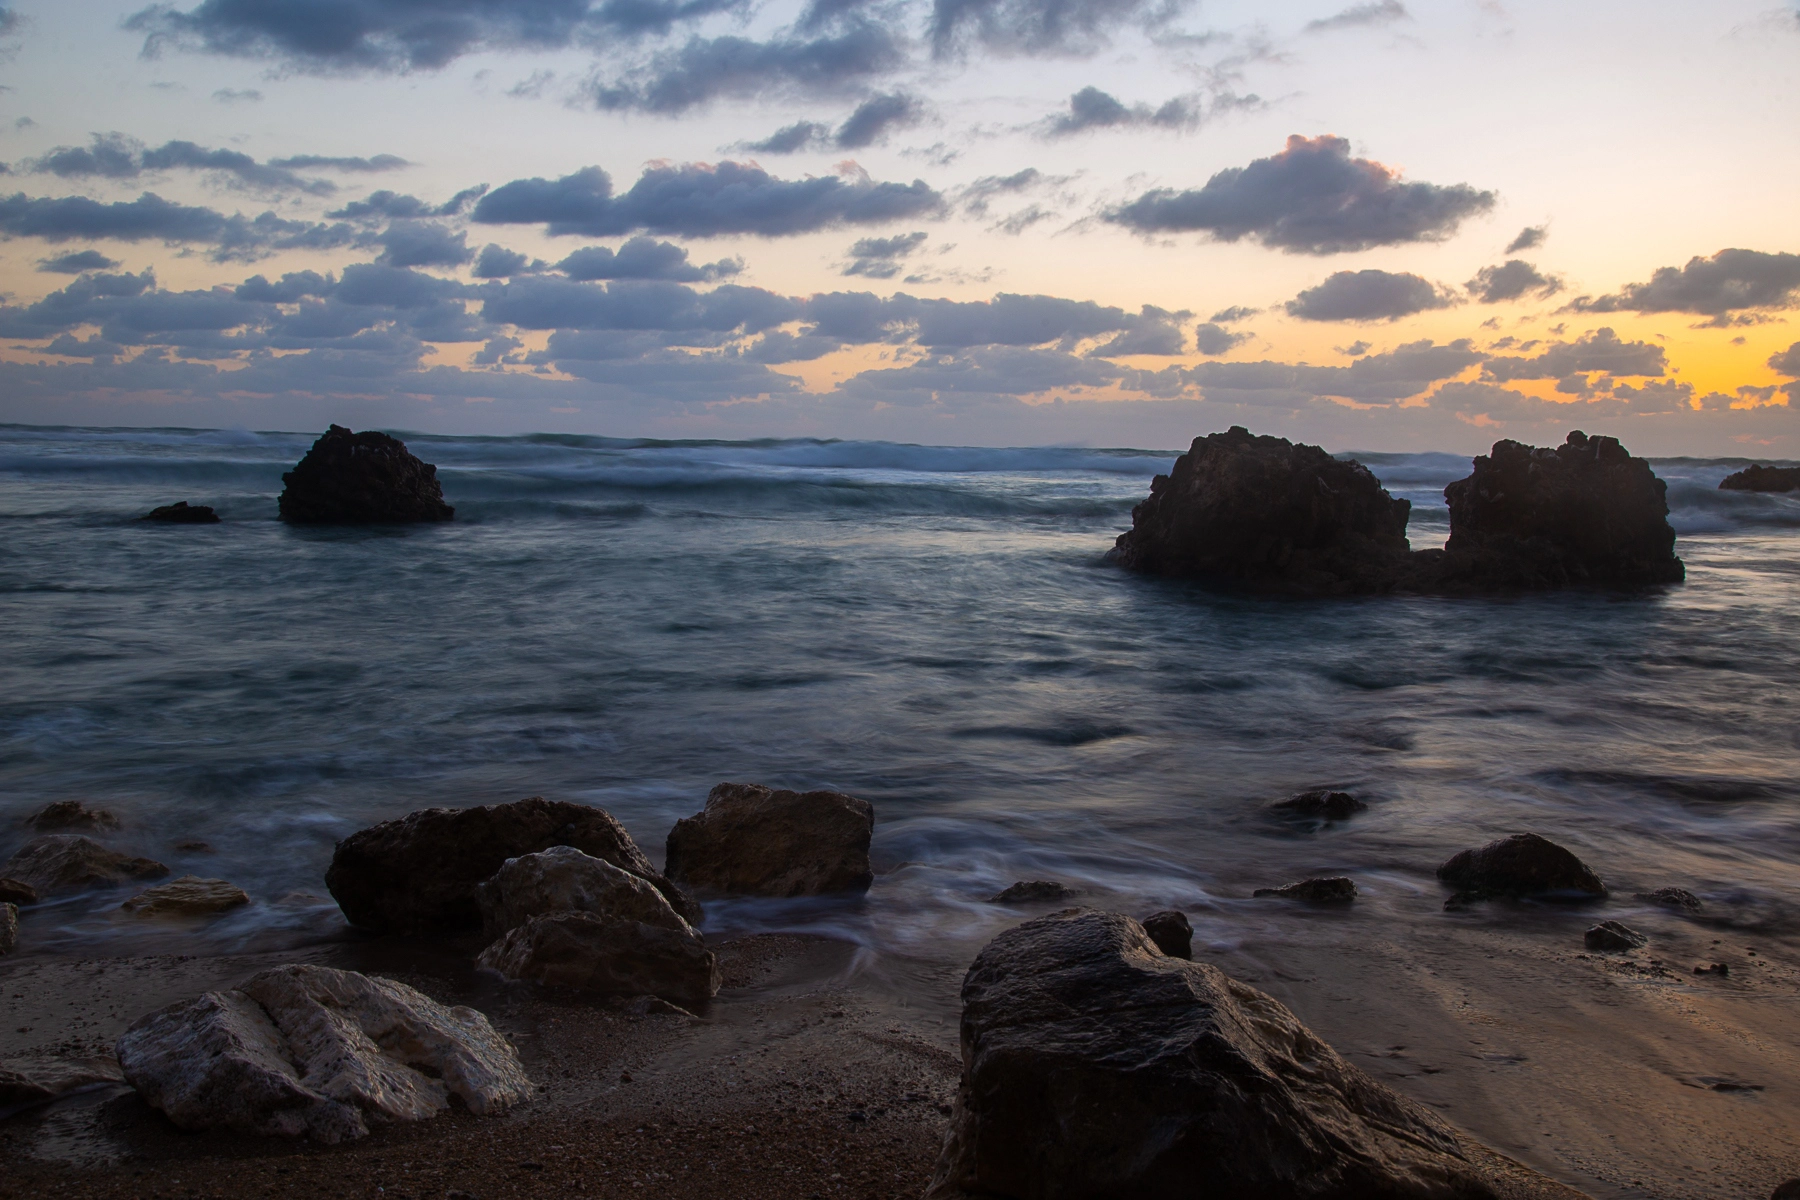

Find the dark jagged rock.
[
  {"left": 0, "top": 878, "right": 36, "bottom": 906},
  {"left": 1141, "top": 909, "right": 1192, "bottom": 958},
  {"left": 1434, "top": 431, "right": 1683, "bottom": 589},
  {"left": 1112, "top": 426, "right": 1413, "bottom": 595},
  {"left": 26, "top": 800, "right": 120, "bottom": 832},
  {"left": 665, "top": 783, "right": 873, "bottom": 898},
  {"left": 143, "top": 501, "right": 220, "bottom": 523},
  {"left": 1269, "top": 789, "right": 1365, "bottom": 821},
  {"left": 1636, "top": 886, "right": 1703, "bottom": 913},
  {"left": 1, "top": 835, "right": 168, "bottom": 895},
  {"left": 278, "top": 425, "right": 454, "bottom": 524},
  {"left": 990, "top": 880, "right": 1079, "bottom": 904},
  {"left": 1719, "top": 464, "right": 1800, "bottom": 493},
  {"left": 0, "top": 902, "right": 15, "bottom": 955},
  {"left": 926, "top": 909, "right": 1583, "bottom": 1200},
  {"left": 325, "top": 797, "right": 697, "bottom": 934},
  {"left": 1584, "top": 920, "right": 1647, "bottom": 952},
  {"left": 1436, "top": 833, "right": 1605, "bottom": 904},
  {"left": 1771, "top": 1179, "right": 1800, "bottom": 1200},
  {"left": 1253, "top": 876, "right": 1357, "bottom": 903}
]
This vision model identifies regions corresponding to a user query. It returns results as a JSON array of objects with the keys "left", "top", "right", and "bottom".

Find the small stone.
[
  {"left": 0, "top": 902, "right": 16, "bottom": 955},
  {"left": 1694, "top": 963, "right": 1729, "bottom": 977},
  {"left": 1268, "top": 790, "right": 1366, "bottom": 821},
  {"left": 1253, "top": 877, "right": 1357, "bottom": 903},
  {"left": 990, "top": 880, "right": 1079, "bottom": 904},
  {"left": 1584, "top": 920, "right": 1647, "bottom": 952},
  {"left": 172, "top": 839, "right": 215, "bottom": 853},
  {"left": 1635, "top": 886, "right": 1702, "bottom": 913},
  {"left": 2, "top": 835, "right": 168, "bottom": 895},
  {"left": 120, "top": 876, "right": 251, "bottom": 918},
  {"left": 0, "top": 878, "right": 37, "bottom": 906},
  {"left": 1141, "top": 910, "right": 1192, "bottom": 958},
  {"left": 143, "top": 501, "right": 220, "bottom": 523},
  {"left": 25, "top": 800, "right": 120, "bottom": 832}
]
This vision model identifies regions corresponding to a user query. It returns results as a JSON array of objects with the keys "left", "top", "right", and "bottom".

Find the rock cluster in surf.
[
  {"left": 277, "top": 424, "right": 454, "bottom": 524},
  {"left": 1719, "top": 463, "right": 1800, "bottom": 492},
  {"left": 665, "top": 782, "right": 874, "bottom": 898}
]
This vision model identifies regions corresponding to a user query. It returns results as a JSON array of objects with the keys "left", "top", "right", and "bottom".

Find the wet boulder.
[
  {"left": 1436, "top": 833, "right": 1605, "bottom": 903},
  {"left": 665, "top": 783, "right": 874, "bottom": 897},
  {"left": 325, "top": 796, "right": 696, "bottom": 934},
  {"left": 1112, "top": 426, "right": 1414, "bottom": 595},
  {"left": 277, "top": 424, "right": 454, "bottom": 524},
  {"left": 1719, "top": 464, "right": 1800, "bottom": 493},
  {"left": 1268, "top": 790, "right": 1366, "bottom": 821},
  {"left": 0, "top": 902, "right": 15, "bottom": 955},
  {"left": 1141, "top": 910, "right": 1192, "bottom": 958},
  {"left": 477, "top": 846, "right": 692, "bottom": 939},
  {"left": 477, "top": 911, "right": 719, "bottom": 1011},
  {"left": 2, "top": 835, "right": 167, "bottom": 895},
  {"left": 1584, "top": 920, "right": 1647, "bottom": 952},
  {"left": 1636, "top": 886, "right": 1703, "bottom": 913},
  {"left": 0, "top": 878, "right": 35, "bottom": 906},
  {"left": 1254, "top": 876, "right": 1357, "bottom": 903},
  {"left": 926, "top": 909, "right": 1580, "bottom": 1200},
  {"left": 990, "top": 880, "right": 1078, "bottom": 904},
  {"left": 142, "top": 501, "right": 220, "bottom": 523},
  {"left": 25, "top": 800, "right": 120, "bottom": 832},
  {"left": 116, "top": 964, "right": 530, "bottom": 1143},
  {"left": 120, "top": 876, "right": 250, "bottom": 918},
  {"left": 1436, "top": 431, "right": 1683, "bottom": 589}
]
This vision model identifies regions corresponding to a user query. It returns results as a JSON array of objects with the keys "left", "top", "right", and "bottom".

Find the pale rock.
[
  {"left": 477, "top": 846, "right": 689, "bottom": 939},
  {"left": 2, "top": 834, "right": 167, "bottom": 894},
  {"left": 121, "top": 875, "right": 251, "bottom": 918}
]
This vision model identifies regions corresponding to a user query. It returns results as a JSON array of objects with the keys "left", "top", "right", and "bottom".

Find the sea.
[{"left": 2, "top": 424, "right": 1797, "bottom": 994}]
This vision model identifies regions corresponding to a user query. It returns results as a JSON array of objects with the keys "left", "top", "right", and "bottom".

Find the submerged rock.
[
  {"left": 990, "top": 880, "right": 1079, "bottom": 904},
  {"left": 1584, "top": 920, "right": 1647, "bottom": 952},
  {"left": 1141, "top": 909, "right": 1192, "bottom": 958},
  {"left": 0, "top": 1056, "right": 125, "bottom": 1111},
  {"left": 277, "top": 424, "right": 454, "bottom": 524},
  {"left": 26, "top": 800, "right": 120, "bottom": 832},
  {"left": 116, "top": 964, "right": 530, "bottom": 1142},
  {"left": 0, "top": 902, "right": 15, "bottom": 955},
  {"left": 1111, "top": 426, "right": 1413, "bottom": 595},
  {"left": 1636, "top": 886, "right": 1703, "bottom": 913},
  {"left": 143, "top": 501, "right": 220, "bottom": 523},
  {"left": 0, "top": 878, "right": 36, "bottom": 906},
  {"left": 1268, "top": 790, "right": 1366, "bottom": 821},
  {"left": 1719, "top": 464, "right": 1800, "bottom": 493},
  {"left": 927, "top": 909, "right": 1578, "bottom": 1200},
  {"left": 2, "top": 835, "right": 168, "bottom": 895},
  {"left": 325, "top": 796, "right": 696, "bottom": 934},
  {"left": 1437, "top": 833, "right": 1605, "bottom": 903},
  {"left": 1254, "top": 877, "right": 1358, "bottom": 903},
  {"left": 477, "top": 911, "right": 719, "bottom": 1010},
  {"left": 665, "top": 782, "right": 874, "bottom": 897},
  {"left": 120, "top": 876, "right": 250, "bottom": 918}
]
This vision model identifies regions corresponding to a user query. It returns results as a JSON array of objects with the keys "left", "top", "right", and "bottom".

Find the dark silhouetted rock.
[
  {"left": 1771, "top": 1178, "right": 1800, "bottom": 1200},
  {"left": 665, "top": 783, "right": 873, "bottom": 897},
  {"left": 926, "top": 909, "right": 1583, "bottom": 1200},
  {"left": 0, "top": 902, "right": 15, "bottom": 955},
  {"left": 120, "top": 876, "right": 250, "bottom": 918},
  {"left": 0, "top": 878, "right": 36, "bottom": 906},
  {"left": 1584, "top": 920, "right": 1647, "bottom": 952},
  {"left": 2, "top": 835, "right": 168, "bottom": 895},
  {"left": 1269, "top": 790, "right": 1366, "bottom": 820},
  {"left": 1141, "top": 910, "right": 1191, "bottom": 958},
  {"left": 1437, "top": 833, "right": 1605, "bottom": 903},
  {"left": 26, "top": 800, "right": 120, "bottom": 832},
  {"left": 1720, "top": 464, "right": 1800, "bottom": 493},
  {"left": 990, "top": 880, "right": 1078, "bottom": 904},
  {"left": 1254, "top": 876, "right": 1357, "bottom": 903},
  {"left": 476, "top": 910, "right": 718, "bottom": 1011},
  {"left": 325, "top": 797, "right": 696, "bottom": 934},
  {"left": 1636, "top": 886, "right": 1703, "bottom": 913},
  {"left": 278, "top": 425, "right": 454, "bottom": 524},
  {"left": 1435, "top": 431, "right": 1683, "bottom": 589},
  {"left": 1694, "top": 962, "right": 1728, "bottom": 977},
  {"left": 1112, "top": 427, "right": 1413, "bottom": 595},
  {"left": 143, "top": 501, "right": 219, "bottom": 523}
]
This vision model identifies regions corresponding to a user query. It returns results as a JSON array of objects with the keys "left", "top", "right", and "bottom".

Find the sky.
[{"left": 0, "top": 0, "right": 1796, "bottom": 453}]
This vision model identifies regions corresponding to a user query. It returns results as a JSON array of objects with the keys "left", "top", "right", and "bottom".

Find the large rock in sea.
[
  {"left": 1436, "top": 833, "right": 1606, "bottom": 902},
  {"left": 1438, "top": 431, "right": 1682, "bottom": 588},
  {"left": 666, "top": 782, "right": 874, "bottom": 897},
  {"left": 1111, "top": 426, "right": 1413, "bottom": 595},
  {"left": 326, "top": 797, "right": 698, "bottom": 934},
  {"left": 277, "top": 425, "right": 454, "bottom": 524},
  {"left": 926, "top": 909, "right": 1581, "bottom": 1200},
  {"left": 25, "top": 799, "right": 120, "bottom": 832},
  {"left": 116, "top": 964, "right": 530, "bottom": 1143},
  {"left": 477, "top": 909, "right": 719, "bottom": 1010},
  {"left": 142, "top": 501, "right": 220, "bottom": 523},
  {"left": 1719, "top": 463, "right": 1800, "bottom": 493},
  {"left": 1, "top": 835, "right": 168, "bottom": 895}
]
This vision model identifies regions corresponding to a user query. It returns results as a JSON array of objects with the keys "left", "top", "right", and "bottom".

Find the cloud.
[
  {"left": 1043, "top": 85, "right": 1257, "bottom": 136},
  {"left": 37, "top": 249, "right": 121, "bottom": 273},
  {"left": 375, "top": 220, "right": 472, "bottom": 268},
  {"left": 929, "top": 0, "right": 1172, "bottom": 57},
  {"left": 268, "top": 153, "right": 410, "bottom": 172},
  {"left": 1184, "top": 337, "right": 1484, "bottom": 407},
  {"left": 591, "top": 24, "right": 904, "bottom": 114},
  {"left": 1467, "top": 258, "right": 1561, "bottom": 303},
  {"left": 1305, "top": 0, "right": 1408, "bottom": 33},
  {"left": 1088, "top": 306, "right": 1191, "bottom": 356},
  {"left": 479, "top": 277, "right": 800, "bottom": 334},
  {"left": 842, "top": 230, "right": 928, "bottom": 278},
  {"left": 1209, "top": 305, "right": 1258, "bottom": 323},
  {"left": 834, "top": 92, "right": 923, "bottom": 148},
  {"left": 1107, "top": 134, "right": 1496, "bottom": 254},
  {"left": 555, "top": 236, "right": 742, "bottom": 281},
  {"left": 30, "top": 133, "right": 334, "bottom": 194},
  {"left": 1571, "top": 249, "right": 1800, "bottom": 315},
  {"left": 1770, "top": 342, "right": 1800, "bottom": 377},
  {"left": 1505, "top": 224, "right": 1546, "bottom": 254},
  {"left": 1193, "top": 321, "right": 1251, "bottom": 355},
  {"left": 0, "top": 191, "right": 361, "bottom": 260},
  {"left": 1286, "top": 269, "right": 1455, "bottom": 321},
  {"left": 211, "top": 88, "right": 262, "bottom": 103},
  {"left": 1483, "top": 327, "right": 1666, "bottom": 381},
  {"left": 472, "top": 244, "right": 533, "bottom": 279},
  {"left": 474, "top": 161, "right": 944, "bottom": 238},
  {"left": 744, "top": 121, "right": 831, "bottom": 154}
]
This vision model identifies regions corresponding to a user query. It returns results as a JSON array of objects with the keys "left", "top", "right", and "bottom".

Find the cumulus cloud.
[
  {"left": 1107, "top": 134, "right": 1496, "bottom": 254},
  {"left": 479, "top": 277, "right": 800, "bottom": 334},
  {"left": 37, "top": 249, "right": 121, "bottom": 273},
  {"left": 0, "top": 190, "right": 360, "bottom": 261},
  {"left": 374, "top": 220, "right": 472, "bottom": 268},
  {"left": 842, "top": 230, "right": 928, "bottom": 278},
  {"left": 555, "top": 236, "right": 742, "bottom": 281},
  {"left": 1571, "top": 248, "right": 1800, "bottom": 315},
  {"left": 1193, "top": 321, "right": 1251, "bottom": 355},
  {"left": 473, "top": 244, "right": 533, "bottom": 279},
  {"left": 1043, "top": 85, "right": 1259, "bottom": 136},
  {"left": 744, "top": 92, "right": 923, "bottom": 153},
  {"left": 1305, "top": 0, "right": 1408, "bottom": 33},
  {"left": 1769, "top": 341, "right": 1800, "bottom": 377},
  {"left": 1467, "top": 259, "right": 1561, "bottom": 303},
  {"left": 591, "top": 25, "right": 904, "bottom": 114},
  {"left": 1286, "top": 269, "right": 1455, "bottom": 321},
  {"left": 1505, "top": 224, "right": 1547, "bottom": 254},
  {"left": 474, "top": 161, "right": 943, "bottom": 238},
  {"left": 1087, "top": 306, "right": 1191, "bottom": 356},
  {"left": 30, "top": 133, "right": 335, "bottom": 194},
  {"left": 1184, "top": 338, "right": 1483, "bottom": 407},
  {"left": 1483, "top": 328, "right": 1666, "bottom": 381}
]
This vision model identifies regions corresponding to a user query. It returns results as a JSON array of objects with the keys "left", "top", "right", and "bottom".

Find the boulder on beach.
[
  {"left": 142, "top": 501, "right": 220, "bottom": 523},
  {"left": 477, "top": 845, "right": 691, "bottom": 939},
  {"left": 0, "top": 878, "right": 36, "bottom": 906},
  {"left": 1437, "top": 833, "right": 1605, "bottom": 903},
  {"left": 1111, "top": 426, "right": 1414, "bottom": 595},
  {"left": 665, "top": 782, "right": 874, "bottom": 898},
  {"left": 120, "top": 876, "right": 250, "bottom": 918},
  {"left": 277, "top": 424, "right": 454, "bottom": 524},
  {"left": 1584, "top": 920, "right": 1647, "bottom": 952},
  {"left": 1719, "top": 464, "right": 1800, "bottom": 493},
  {"left": 1268, "top": 789, "right": 1366, "bottom": 821},
  {"left": 25, "top": 800, "right": 120, "bottom": 832},
  {"left": 1141, "top": 909, "right": 1192, "bottom": 958},
  {"left": 926, "top": 909, "right": 1581, "bottom": 1200},
  {"left": 325, "top": 796, "right": 697, "bottom": 934},
  {"left": 477, "top": 910, "right": 719, "bottom": 1011},
  {"left": 1254, "top": 876, "right": 1358, "bottom": 903},
  {"left": 990, "top": 880, "right": 1078, "bottom": 904},
  {"left": 1637, "top": 886, "right": 1703, "bottom": 913},
  {"left": 0, "top": 901, "right": 15, "bottom": 955},
  {"left": 115, "top": 963, "right": 530, "bottom": 1143},
  {"left": 0, "top": 1056, "right": 126, "bottom": 1111},
  {"left": 2, "top": 835, "right": 168, "bottom": 895},
  {"left": 1772, "top": 1179, "right": 1800, "bottom": 1200}
]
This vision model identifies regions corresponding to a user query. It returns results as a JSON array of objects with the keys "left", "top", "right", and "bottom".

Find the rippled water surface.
[{"left": 2, "top": 424, "right": 1797, "bottom": 984}]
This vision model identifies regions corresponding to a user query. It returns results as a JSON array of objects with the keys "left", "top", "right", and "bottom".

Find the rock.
[
  {"left": 116, "top": 964, "right": 530, "bottom": 1143},
  {"left": 25, "top": 799, "right": 120, "bottom": 831},
  {"left": 0, "top": 1056, "right": 126, "bottom": 1111},
  {"left": 1637, "top": 886, "right": 1703, "bottom": 913},
  {"left": 926, "top": 909, "right": 1577, "bottom": 1200},
  {"left": 1112, "top": 427, "right": 1414, "bottom": 595},
  {"left": 0, "top": 878, "right": 36, "bottom": 906},
  {"left": 172, "top": 839, "right": 214, "bottom": 853},
  {"left": 1437, "top": 431, "right": 1684, "bottom": 589},
  {"left": 1719, "top": 464, "right": 1800, "bottom": 493},
  {"left": 476, "top": 911, "right": 719, "bottom": 1010},
  {"left": 1694, "top": 962, "right": 1729, "bottom": 977},
  {"left": 0, "top": 902, "right": 15, "bottom": 955},
  {"left": 1141, "top": 910, "right": 1191, "bottom": 958},
  {"left": 665, "top": 782, "right": 874, "bottom": 898},
  {"left": 1771, "top": 1178, "right": 1800, "bottom": 1200},
  {"left": 1268, "top": 790, "right": 1366, "bottom": 820},
  {"left": 990, "top": 880, "right": 1078, "bottom": 904},
  {"left": 1253, "top": 876, "right": 1357, "bottom": 903},
  {"left": 120, "top": 876, "right": 251, "bottom": 918},
  {"left": 1, "top": 835, "right": 168, "bottom": 894},
  {"left": 1436, "top": 833, "right": 1606, "bottom": 902},
  {"left": 476, "top": 846, "right": 692, "bottom": 940},
  {"left": 277, "top": 424, "right": 454, "bottom": 524},
  {"left": 325, "top": 796, "right": 696, "bottom": 934},
  {"left": 143, "top": 501, "right": 220, "bottom": 523},
  {"left": 1584, "top": 920, "right": 1648, "bottom": 952}
]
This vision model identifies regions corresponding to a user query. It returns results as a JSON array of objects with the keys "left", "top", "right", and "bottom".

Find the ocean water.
[{"left": 2, "top": 424, "right": 1797, "bottom": 990}]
